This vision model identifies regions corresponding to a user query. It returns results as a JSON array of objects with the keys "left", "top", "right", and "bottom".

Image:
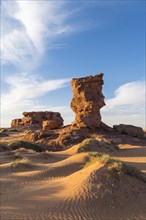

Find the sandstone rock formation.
[
  {"left": 11, "top": 119, "right": 22, "bottom": 128},
  {"left": 71, "top": 73, "right": 105, "bottom": 128},
  {"left": 42, "top": 119, "right": 63, "bottom": 131},
  {"left": 113, "top": 124, "right": 144, "bottom": 138},
  {"left": 11, "top": 111, "right": 64, "bottom": 130}
]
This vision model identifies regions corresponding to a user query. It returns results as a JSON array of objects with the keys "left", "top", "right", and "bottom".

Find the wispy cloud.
[
  {"left": 1, "top": 0, "right": 74, "bottom": 67},
  {"left": 2, "top": 72, "right": 70, "bottom": 109},
  {"left": 101, "top": 80, "right": 145, "bottom": 128},
  {"left": 105, "top": 81, "right": 145, "bottom": 106},
  {"left": 1, "top": 73, "right": 70, "bottom": 127}
]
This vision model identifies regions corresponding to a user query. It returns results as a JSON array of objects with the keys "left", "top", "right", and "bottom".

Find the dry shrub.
[
  {"left": 7, "top": 140, "right": 43, "bottom": 152},
  {"left": 84, "top": 151, "right": 145, "bottom": 182},
  {"left": 11, "top": 157, "right": 32, "bottom": 168},
  {"left": 77, "top": 138, "right": 115, "bottom": 154},
  {"left": 14, "top": 152, "right": 22, "bottom": 159}
]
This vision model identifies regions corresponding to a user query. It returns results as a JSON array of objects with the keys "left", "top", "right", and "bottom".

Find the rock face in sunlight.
[
  {"left": 11, "top": 111, "right": 64, "bottom": 130},
  {"left": 71, "top": 73, "right": 105, "bottom": 128},
  {"left": 11, "top": 119, "right": 22, "bottom": 128},
  {"left": 42, "top": 119, "right": 63, "bottom": 131}
]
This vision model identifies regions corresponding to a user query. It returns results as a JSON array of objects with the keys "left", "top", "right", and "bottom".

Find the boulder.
[
  {"left": 57, "top": 132, "right": 84, "bottom": 146},
  {"left": 24, "top": 131, "right": 40, "bottom": 142},
  {"left": 113, "top": 124, "right": 144, "bottom": 138},
  {"left": 71, "top": 73, "right": 105, "bottom": 128},
  {"left": 42, "top": 120, "right": 63, "bottom": 131}
]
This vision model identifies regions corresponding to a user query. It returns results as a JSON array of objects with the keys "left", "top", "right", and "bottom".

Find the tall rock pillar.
[{"left": 71, "top": 73, "right": 105, "bottom": 128}]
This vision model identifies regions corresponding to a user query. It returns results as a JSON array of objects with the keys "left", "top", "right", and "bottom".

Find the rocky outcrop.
[
  {"left": 11, "top": 111, "right": 64, "bottom": 130},
  {"left": 113, "top": 124, "right": 144, "bottom": 138},
  {"left": 71, "top": 73, "right": 105, "bottom": 128},
  {"left": 11, "top": 119, "right": 22, "bottom": 127},
  {"left": 42, "top": 119, "right": 63, "bottom": 131}
]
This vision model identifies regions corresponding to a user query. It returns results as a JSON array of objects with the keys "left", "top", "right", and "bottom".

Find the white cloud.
[
  {"left": 1, "top": 73, "right": 70, "bottom": 127},
  {"left": 106, "top": 81, "right": 145, "bottom": 106},
  {"left": 101, "top": 80, "right": 145, "bottom": 128},
  {"left": 1, "top": 1, "right": 74, "bottom": 67},
  {"left": 1, "top": 30, "right": 36, "bottom": 66}
]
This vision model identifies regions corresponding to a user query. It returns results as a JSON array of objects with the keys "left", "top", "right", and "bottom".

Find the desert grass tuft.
[
  {"left": 24, "top": 130, "right": 33, "bottom": 134},
  {"left": 0, "top": 128, "right": 7, "bottom": 133},
  {"left": 78, "top": 138, "right": 108, "bottom": 153},
  {"left": 84, "top": 151, "right": 146, "bottom": 182},
  {"left": 84, "top": 157, "right": 100, "bottom": 168},
  {"left": 11, "top": 157, "right": 32, "bottom": 168},
  {"left": 14, "top": 152, "right": 22, "bottom": 159}
]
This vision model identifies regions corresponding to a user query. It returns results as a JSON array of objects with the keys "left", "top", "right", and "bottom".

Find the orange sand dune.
[{"left": 0, "top": 145, "right": 146, "bottom": 220}]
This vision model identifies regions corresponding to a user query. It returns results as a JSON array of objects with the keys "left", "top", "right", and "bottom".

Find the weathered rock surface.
[
  {"left": 11, "top": 111, "right": 63, "bottom": 130},
  {"left": 24, "top": 131, "right": 40, "bottom": 142},
  {"left": 71, "top": 73, "right": 105, "bottom": 128},
  {"left": 113, "top": 124, "right": 144, "bottom": 138},
  {"left": 42, "top": 119, "right": 63, "bottom": 131},
  {"left": 11, "top": 119, "right": 22, "bottom": 127}
]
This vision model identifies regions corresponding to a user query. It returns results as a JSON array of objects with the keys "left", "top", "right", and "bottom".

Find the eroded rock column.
[{"left": 71, "top": 73, "right": 105, "bottom": 128}]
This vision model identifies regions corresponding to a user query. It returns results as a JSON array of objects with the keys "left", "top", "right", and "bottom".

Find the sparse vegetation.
[
  {"left": 0, "top": 133, "right": 9, "bottom": 137},
  {"left": 11, "top": 157, "right": 32, "bottom": 168},
  {"left": 84, "top": 151, "right": 146, "bottom": 182},
  {"left": 47, "top": 140, "right": 63, "bottom": 151},
  {"left": 6, "top": 140, "right": 43, "bottom": 152},
  {"left": 8, "top": 129, "right": 19, "bottom": 132},
  {"left": 78, "top": 138, "right": 146, "bottom": 181},
  {"left": 0, "top": 128, "right": 7, "bottom": 133},
  {"left": 107, "top": 160, "right": 124, "bottom": 175},
  {"left": 78, "top": 138, "right": 108, "bottom": 153},
  {"left": 14, "top": 152, "right": 22, "bottom": 159},
  {"left": 84, "top": 152, "right": 123, "bottom": 175},
  {"left": 24, "top": 130, "right": 33, "bottom": 134},
  {"left": 84, "top": 156, "right": 100, "bottom": 168}
]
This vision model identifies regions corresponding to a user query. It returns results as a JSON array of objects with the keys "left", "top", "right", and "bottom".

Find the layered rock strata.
[{"left": 71, "top": 73, "right": 105, "bottom": 128}]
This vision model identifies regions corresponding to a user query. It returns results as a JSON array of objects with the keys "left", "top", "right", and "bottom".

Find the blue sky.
[{"left": 1, "top": 0, "right": 145, "bottom": 128}]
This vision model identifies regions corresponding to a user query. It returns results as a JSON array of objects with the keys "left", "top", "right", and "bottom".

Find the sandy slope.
[
  {"left": 116, "top": 144, "right": 146, "bottom": 174},
  {"left": 0, "top": 144, "right": 146, "bottom": 220}
]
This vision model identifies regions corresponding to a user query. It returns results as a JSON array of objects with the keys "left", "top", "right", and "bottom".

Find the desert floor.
[{"left": 0, "top": 133, "right": 146, "bottom": 220}]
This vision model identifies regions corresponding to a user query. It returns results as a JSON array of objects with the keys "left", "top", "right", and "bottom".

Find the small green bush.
[{"left": 107, "top": 161, "right": 124, "bottom": 175}]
